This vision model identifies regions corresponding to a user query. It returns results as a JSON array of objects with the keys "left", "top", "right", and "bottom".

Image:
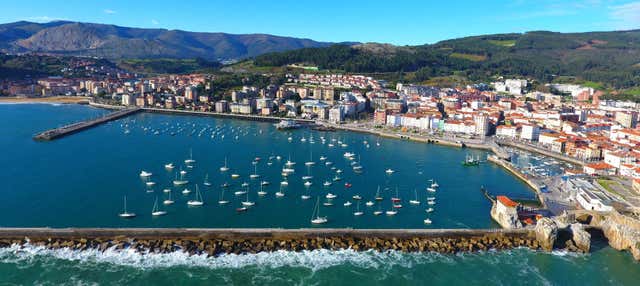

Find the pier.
[{"left": 33, "top": 108, "right": 141, "bottom": 141}]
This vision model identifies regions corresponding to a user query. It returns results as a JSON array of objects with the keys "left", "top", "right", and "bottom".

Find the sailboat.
[
  {"left": 250, "top": 165, "right": 260, "bottom": 179},
  {"left": 424, "top": 218, "right": 432, "bottom": 224},
  {"left": 173, "top": 170, "right": 189, "bottom": 186},
  {"left": 182, "top": 188, "right": 191, "bottom": 195},
  {"left": 118, "top": 196, "right": 136, "bottom": 218},
  {"left": 343, "top": 201, "right": 352, "bottom": 207},
  {"left": 310, "top": 198, "right": 328, "bottom": 224},
  {"left": 203, "top": 174, "right": 212, "bottom": 186},
  {"left": 305, "top": 149, "right": 315, "bottom": 166},
  {"left": 242, "top": 191, "right": 255, "bottom": 206},
  {"left": 385, "top": 168, "right": 394, "bottom": 174},
  {"left": 140, "top": 171, "right": 152, "bottom": 177},
  {"left": 353, "top": 202, "right": 364, "bottom": 216},
  {"left": 220, "top": 157, "right": 230, "bottom": 172},
  {"left": 187, "top": 185, "right": 204, "bottom": 206},
  {"left": 218, "top": 188, "right": 229, "bottom": 204},
  {"left": 163, "top": 191, "right": 174, "bottom": 205},
  {"left": 275, "top": 185, "right": 285, "bottom": 197},
  {"left": 164, "top": 163, "right": 175, "bottom": 170},
  {"left": 323, "top": 180, "right": 332, "bottom": 187},
  {"left": 373, "top": 205, "right": 383, "bottom": 215},
  {"left": 151, "top": 197, "right": 167, "bottom": 216},
  {"left": 366, "top": 201, "right": 374, "bottom": 207},
  {"left": 257, "top": 184, "right": 268, "bottom": 196},
  {"left": 409, "top": 189, "right": 420, "bottom": 205},
  {"left": 325, "top": 193, "right": 337, "bottom": 199},
  {"left": 374, "top": 186, "right": 383, "bottom": 201},
  {"left": 391, "top": 187, "right": 401, "bottom": 202},
  {"left": 185, "top": 149, "right": 196, "bottom": 164}
]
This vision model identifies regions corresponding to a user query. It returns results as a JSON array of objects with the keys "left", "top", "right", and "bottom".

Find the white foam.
[{"left": 0, "top": 243, "right": 449, "bottom": 271}]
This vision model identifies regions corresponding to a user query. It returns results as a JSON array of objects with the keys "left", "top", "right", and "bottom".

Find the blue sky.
[{"left": 2, "top": 0, "right": 640, "bottom": 45}]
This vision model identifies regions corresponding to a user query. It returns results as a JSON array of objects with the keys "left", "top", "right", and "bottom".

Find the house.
[
  {"left": 583, "top": 162, "right": 616, "bottom": 176},
  {"left": 576, "top": 188, "right": 614, "bottom": 212}
]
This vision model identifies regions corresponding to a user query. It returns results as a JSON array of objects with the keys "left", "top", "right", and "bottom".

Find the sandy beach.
[{"left": 0, "top": 96, "right": 90, "bottom": 104}]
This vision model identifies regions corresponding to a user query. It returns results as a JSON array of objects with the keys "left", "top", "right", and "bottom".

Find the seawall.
[
  {"left": 487, "top": 155, "right": 547, "bottom": 208},
  {"left": 497, "top": 140, "right": 585, "bottom": 167},
  {"left": 0, "top": 228, "right": 545, "bottom": 255}
]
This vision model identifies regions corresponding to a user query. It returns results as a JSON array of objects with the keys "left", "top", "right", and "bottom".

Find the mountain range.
[{"left": 0, "top": 21, "right": 335, "bottom": 61}]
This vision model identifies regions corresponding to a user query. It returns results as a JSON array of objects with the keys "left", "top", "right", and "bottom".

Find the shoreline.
[{"left": 0, "top": 96, "right": 91, "bottom": 104}]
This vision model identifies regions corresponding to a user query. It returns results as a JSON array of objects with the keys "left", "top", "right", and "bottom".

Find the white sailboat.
[
  {"left": 164, "top": 163, "right": 174, "bottom": 170},
  {"left": 139, "top": 171, "right": 152, "bottom": 177},
  {"left": 353, "top": 202, "right": 364, "bottom": 216},
  {"left": 151, "top": 197, "right": 167, "bottom": 216},
  {"left": 310, "top": 198, "right": 328, "bottom": 224},
  {"left": 409, "top": 189, "right": 420, "bottom": 205},
  {"left": 325, "top": 193, "right": 337, "bottom": 199},
  {"left": 366, "top": 201, "right": 374, "bottom": 207},
  {"left": 257, "top": 184, "right": 268, "bottom": 196},
  {"left": 163, "top": 191, "right": 174, "bottom": 205},
  {"left": 374, "top": 186, "right": 383, "bottom": 201},
  {"left": 203, "top": 173, "right": 212, "bottom": 186},
  {"left": 118, "top": 196, "right": 136, "bottom": 218},
  {"left": 187, "top": 185, "right": 204, "bottom": 206},
  {"left": 185, "top": 149, "right": 196, "bottom": 164},
  {"left": 275, "top": 185, "right": 285, "bottom": 197},
  {"left": 250, "top": 165, "right": 260, "bottom": 179},
  {"left": 343, "top": 201, "right": 352, "bottom": 207},
  {"left": 218, "top": 188, "right": 229, "bottom": 205},
  {"left": 242, "top": 191, "right": 255, "bottom": 206},
  {"left": 385, "top": 168, "right": 395, "bottom": 174},
  {"left": 182, "top": 188, "right": 191, "bottom": 195},
  {"left": 173, "top": 170, "right": 189, "bottom": 186},
  {"left": 220, "top": 157, "right": 230, "bottom": 172},
  {"left": 305, "top": 149, "right": 315, "bottom": 166},
  {"left": 424, "top": 218, "right": 432, "bottom": 224}
]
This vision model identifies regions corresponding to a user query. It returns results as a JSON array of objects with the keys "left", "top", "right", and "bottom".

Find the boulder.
[
  {"left": 535, "top": 217, "right": 558, "bottom": 251},
  {"left": 598, "top": 212, "right": 640, "bottom": 261},
  {"left": 569, "top": 223, "right": 591, "bottom": 253}
]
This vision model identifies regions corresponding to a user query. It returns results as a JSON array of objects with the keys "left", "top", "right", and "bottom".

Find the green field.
[
  {"left": 488, "top": 39, "right": 516, "bottom": 47},
  {"left": 449, "top": 53, "right": 487, "bottom": 62}
]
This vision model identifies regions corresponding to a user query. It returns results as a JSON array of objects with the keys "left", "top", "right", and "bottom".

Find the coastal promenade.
[
  {"left": 142, "top": 107, "right": 315, "bottom": 124},
  {"left": 33, "top": 107, "right": 141, "bottom": 141}
]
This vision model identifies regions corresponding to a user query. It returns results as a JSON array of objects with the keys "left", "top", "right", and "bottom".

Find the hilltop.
[{"left": 253, "top": 30, "right": 640, "bottom": 89}]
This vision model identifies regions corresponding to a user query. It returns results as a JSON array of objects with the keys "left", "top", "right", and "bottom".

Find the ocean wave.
[{"left": 0, "top": 243, "right": 502, "bottom": 271}]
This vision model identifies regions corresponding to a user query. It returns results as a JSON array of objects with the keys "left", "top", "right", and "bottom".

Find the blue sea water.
[{"left": 0, "top": 103, "right": 638, "bottom": 285}]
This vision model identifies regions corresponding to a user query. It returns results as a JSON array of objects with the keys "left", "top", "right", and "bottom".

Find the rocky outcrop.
[
  {"left": 598, "top": 212, "right": 640, "bottom": 260},
  {"left": 535, "top": 218, "right": 558, "bottom": 251},
  {"left": 490, "top": 202, "right": 523, "bottom": 229},
  {"left": 569, "top": 223, "right": 591, "bottom": 253}
]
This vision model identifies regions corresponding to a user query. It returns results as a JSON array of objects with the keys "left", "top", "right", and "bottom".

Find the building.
[
  {"left": 374, "top": 109, "right": 388, "bottom": 125},
  {"left": 520, "top": 124, "right": 540, "bottom": 141},
  {"left": 474, "top": 114, "right": 490, "bottom": 136},
  {"left": 583, "top": 162, "right": 616, "bottom": 176},
  {"left": 328, "top": 106, "right": 345, "bottom": 123},
  {"left": 121, "top": 94, "right": 135, "bottom": 106},
  {"left": 576, "top": 188, "right": 614, "bottom": 212},
  {"left": 615, "top": 111, "right": 638, "bottom": 128},
  {"left": 215, "top": 100, "right": 229, "bottom": 113},
  {"left": 496, "top": 125, "right": 519, "bottom": 139},
  {"left": 185, "top": 86, "right": 198, "bottom": 102}
]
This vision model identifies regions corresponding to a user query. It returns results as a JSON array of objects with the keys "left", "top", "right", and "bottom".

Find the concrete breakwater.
[
  {"left": 33, "top": 107, "right": 141, "bottom": 141},
  {"left": 0, "top": 228, "right": 552, "bottom": 256}
]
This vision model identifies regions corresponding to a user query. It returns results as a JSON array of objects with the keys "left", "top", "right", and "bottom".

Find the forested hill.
[{"left": 253, "top": 30, "right": 640, "bottom": 88}]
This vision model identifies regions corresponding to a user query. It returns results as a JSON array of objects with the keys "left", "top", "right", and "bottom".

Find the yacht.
[
  {"left": 424, "top": 218, "right": 432, "bottom": 224},
  {"left": 139, "top": 171, "right": 152, "bottom": 177},
  {"left": 182, "top": 188, "right": 191, "bottom": 195},
  {"left": 151, "top": 198, "right": 167, "bottom": 216},
  {"left": 365, "top": 201, "right": 374, "bottom": 207},
  {"left": 260, "top": 181, "right": 270, "bottom": 186},
  {"left": 257, "top": 184, "right": 268, "bottom": 196},
  {"left": 310, "top": 198, "right": 328, "bottom": 224},
  {"left": 325, "top": 193, "right": 337, "bottom": 199},
  {"left": 374, "top": 186, "right": 383, "bottom": 201},
  {"left": 241, "top": 192, "right": 255, "bottom": 207},
  {"left": 203, "top": 174, "right": 212, "bottom": 186},
  {"left": 304, "top": 181, "right": 313, "bottom": 187},
  {"left": 184, "top": 149, "right": 196, "bottom": 165},
  {"left": 163, "top": 189, "right": 171, "bottom": 193},
  {"left": 280, "top": 180, "right": 289, "bottom": 186},
  {"left": 163, "top": 192, "right": 174, "bottom": 205},
  {"left": 118, "top": 196, "right": 136, "bottom": 218},
  {"left": 218, "top": 188, "right": 229, "bottom": 205},
  {"left": 426, "top": 208, "right": 434, "bottom": 213},
  {"left": 231, "top": 174, "right": 240, "bottom": 179},
  {"left": 385, "top": 210, "right": 398, "bottom": 216},
  {"left": 323, "top": 181, "right": 332, "bottom": 187},
  {"left": 352, "top": 195, "right": 362, "bottom": 200},
  {"left": 220, "top": 157, "right": 230, "bottom": 172},
  {"left": 164, "top": 163, "right": 175, "bottom": 170},
  {"left": 353, "top": 202, "right": 364, "bottom": 216},
  {"left": 409, "top": 190, "right": 420, "bottom": 205},
  {"left": 180, "top": 170, "right": 187, "bottom": 175},
  {"left": 385, "top": 169, "right": 395, "bottom": 174},
  {"left": 275, "top": 186, "right": 285, "bottom": 197},
  {"left": 187, "top": 185, "right": 204, "bottom": 206},
  {"left": 343, "top": 201, "right": 352, "bottom": 207}
]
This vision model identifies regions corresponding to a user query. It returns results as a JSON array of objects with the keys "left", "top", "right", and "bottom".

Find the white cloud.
[
  {"left": 151, "top": 19, "right": 159, "bottom": 25},
  {"left": 104, "top": 9, "right": 117, "bottom": 15},
  {"left": 609, "top": 1, "right": 640, "bottom": 29}
]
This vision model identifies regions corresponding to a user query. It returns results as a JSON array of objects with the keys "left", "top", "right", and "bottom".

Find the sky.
[{"left": 2, "top": 0, "right": 640, "bottom": 45}]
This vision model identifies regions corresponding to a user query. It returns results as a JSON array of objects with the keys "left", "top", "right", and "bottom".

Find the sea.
[{"left": 0, "top": 103, "right": 638, "bottom": 285}]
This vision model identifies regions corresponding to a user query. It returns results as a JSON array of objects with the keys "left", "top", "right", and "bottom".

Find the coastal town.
[{"left": 4, "top": 62, "right": 640, "bottom": 217}]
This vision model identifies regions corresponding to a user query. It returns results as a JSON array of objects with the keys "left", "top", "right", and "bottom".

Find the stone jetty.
[
  {"left": 0, "top": 228, "right": 548, "bottom": 256},
  {"left": 33, "top": 108, "right": 141, "bottom": 141}
]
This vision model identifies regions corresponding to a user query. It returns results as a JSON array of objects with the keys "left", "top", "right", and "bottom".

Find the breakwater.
[
  {"left": 487, "top": 155, "right": 546, "bottom": 208},
  {"left": 497, "top": 140, "right": 584, "bottom": 166},
  {"left": 0, "top": 228, "right": 547, "bottom": 255},
  {"left": 33, "top": 107, "right": 141, "bottom": 141}
]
